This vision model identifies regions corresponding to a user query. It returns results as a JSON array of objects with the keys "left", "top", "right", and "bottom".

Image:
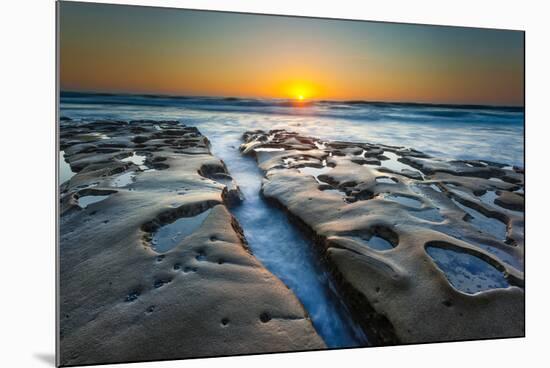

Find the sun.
[{"left": 276, "top": 80, "right": 320, "bottom": 101}]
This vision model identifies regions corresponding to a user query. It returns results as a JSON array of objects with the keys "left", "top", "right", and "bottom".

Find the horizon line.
[{"left": 59, "top": 89, "right": 525, "bottom": 110}]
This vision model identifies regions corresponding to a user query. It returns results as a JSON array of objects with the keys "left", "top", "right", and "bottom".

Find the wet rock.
[
  {"left": 495, "top": 191, "right": 524, "bottom": 212},
  {"left": 59, "top": 121, "right": 324, "bottom": 366},
  {"left": 242, "top": 129, "right": 524, "bottom": 345}
]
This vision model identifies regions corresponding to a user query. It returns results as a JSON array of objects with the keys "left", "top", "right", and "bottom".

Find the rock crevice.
[{"left": 241, "top": 129, "right": 524, "bottom": 345}]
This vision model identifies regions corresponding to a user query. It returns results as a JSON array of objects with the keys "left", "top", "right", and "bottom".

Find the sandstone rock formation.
[
  {"left": 58, "top": 121, "right": 324, "bottom": 366},
  {"left": 241, "top": 129, "right": 524, "bottom": 345}
]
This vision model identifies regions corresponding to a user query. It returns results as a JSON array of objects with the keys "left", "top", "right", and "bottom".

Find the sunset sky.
[{"left": 59, "top": 2, "right": 524, "bottom": 106}]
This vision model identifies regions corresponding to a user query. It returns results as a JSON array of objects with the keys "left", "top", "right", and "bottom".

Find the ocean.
[
  {"left": 59, "top": 92, "right": 524, "bottom": 348},
  {"left": 59, "top": 91, "right": 524, "bottom": 167}
]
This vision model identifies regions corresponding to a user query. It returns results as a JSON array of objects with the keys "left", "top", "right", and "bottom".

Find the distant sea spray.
[{"left": 59, "top": 91, "right": 525, "bottom": 167}]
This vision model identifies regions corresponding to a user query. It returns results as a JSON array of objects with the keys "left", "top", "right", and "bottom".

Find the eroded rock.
[
  {"left": 59, "top": 121, "right": 324, "bottom": 365},
  {"left": 241, "top": 129, "right": 524, "bottom": 345}
]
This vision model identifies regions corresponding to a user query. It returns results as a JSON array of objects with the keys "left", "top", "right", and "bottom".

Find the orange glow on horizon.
[
  {"left": 274, "top": 80, "right": 322, "bottom": 101},
  {"left": 59, "top": 2, "right": 525, "bottom": 106}
]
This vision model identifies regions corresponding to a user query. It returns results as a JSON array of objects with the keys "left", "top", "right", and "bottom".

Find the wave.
[{"left": 60, "top": 91, "right": 524, "bottom": 125}]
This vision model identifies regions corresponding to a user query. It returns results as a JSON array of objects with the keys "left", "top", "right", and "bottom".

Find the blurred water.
[
  {"left": 59, "top": 92, "right": 524, "bottom": 347},
  {"left": 60, "top": 92, "right": 524, "bottom": 167},
  {"left": 208, "top": 130, "right": 367, "bottom": 348}
]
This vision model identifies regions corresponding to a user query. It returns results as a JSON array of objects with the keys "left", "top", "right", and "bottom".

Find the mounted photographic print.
[{"left": 57, "top": 1, "right": 525, "bottom": 366}]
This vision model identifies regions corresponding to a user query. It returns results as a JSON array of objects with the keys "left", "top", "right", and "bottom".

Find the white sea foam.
[{"left": 60, "top": 93, "right": 524, "bottom": 167}]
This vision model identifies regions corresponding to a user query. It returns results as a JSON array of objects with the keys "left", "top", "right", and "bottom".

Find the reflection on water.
[
  {"left": 151, "top": 210, "right": 212, "bottom": 253},
  {"left": 413, "top": 208, "right": 445, "bottom": 222},
  {"left": 349, "top": 235, "right": 394, "bottom": 251},
  {"left": 78, "top": 195, "right": 110, "bottom": 209},
  {"left": 479, "top": 242, "right": 523, "bottom": 271},
  {"left": 376, "top": 177, "right": 397, "bottom": 184},
  {"left": 59, "top": 151, "right": 75, "bottom": 185},
  {"left": 298, "top": 165, "right": 332, "bottom": 183},
  {"left": 478, "top": 190, "right": 523, "bottom": 217},
  {"left": 426, "top": 245, "right": 509, "bottom": 294},
  {"left": 381, "top": 193, "right": 423, "bottom": 208},
  {"left": 367, "top": 235, "right": 394, "bottom": 250},
  {"left": 450, "top": 198, "right": 507, "bottom": 240},
  {"left": 110, "top": 172, "right": 136, "bottom": 187},
  {"left": 381, "top": 151, "right": 423, "bottom": 177},
  {"left": 209, "top": 132, "right": 367, "bottom": 348},
  {"left": 122, "top": 152, "right": 148, "bottom": 170}
]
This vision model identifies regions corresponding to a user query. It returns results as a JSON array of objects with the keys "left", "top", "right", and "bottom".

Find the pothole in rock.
[
  {"left": 149, "top": 209, "right": 212, "bottom": 253},
  {"left": 481, "top": 244, "right": 523, "bottom": 271},
  {"left": 380, "top": 193, "right": 423, "bottom": 209},
  {"left": 208, "top": 173, "right": 234, "bottom": 187},
  {"left": 254, "top": 147, "right": 285, "bottom": 152},
  {"left": 514, "top": 187, "right": 524, "bottom": 194},
  {"left": 431, "top": 226, "right": 523, "bottom": 272},
  {"left": 59, "top": 150, "right": 76, "bottom": 185},
  {"left": 110, "top": 171, "right": 136, "bottom": 188},
  {"left": 425, "top": 243, "right": 509, "bottom": 294},
  {"left": 413, "top": 208, "right": 445, "bottom": 222},
  {"left": 478, "top": 190, "right": 523, "bottom": 216},
  {"left": 322, "top": 188, "right": 347, "bottom": 198},
  {"left": 73, "top": 182, "right": 99, "bottom": 191},
  {"left": 380, "top": 151, "right": 423, "bottom": 178},
  {"left": 122, "top": 152, "right": 148, "bottom": 170},
  {"left": 298, "top": 165, "right": 333, "bottom": 183},
  {"left": 450, "top": 198, "right": 507, "bottom": 240},
  {"left": 365, "top": 235, "right": 394, "bottom": 250},
  {"left": 479, "top": 190, "right": 499, "bottom": 205},
  {"left": 78, "top": 195, "right": 110, "bottom": 209},
  {"left": 376, "top": 176, "right": 398, "bottom": 184},
  {"left": 74, "top": 132, "right": 110, "bottom": 142},
  {"left": 347, "top": 226, "right": 398, "bottom": 251}
]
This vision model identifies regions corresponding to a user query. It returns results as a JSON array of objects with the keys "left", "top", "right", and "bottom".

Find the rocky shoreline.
[
  {"left": 58, "top": 120, "right": 524, "bottom": 365},
  {"left": 241, "top": 129, "right": 524, "bottom": 345},
  {"left": 58, "top": 121, "right": 324, "bottom": 366}
]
